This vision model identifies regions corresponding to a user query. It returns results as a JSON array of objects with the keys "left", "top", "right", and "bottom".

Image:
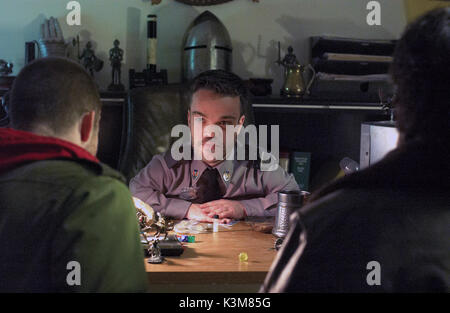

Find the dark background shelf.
[{"left": 252, "top": 97, "right": 390, "bottom": 191}]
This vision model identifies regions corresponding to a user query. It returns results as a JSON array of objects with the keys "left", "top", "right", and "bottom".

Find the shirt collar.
[{"left": 190, "top": 158, "right": 235, "bottom": 188}]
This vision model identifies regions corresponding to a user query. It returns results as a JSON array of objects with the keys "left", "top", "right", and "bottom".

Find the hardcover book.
[{"left": 290, "top": 152, "right": 311, "bottom": 191}]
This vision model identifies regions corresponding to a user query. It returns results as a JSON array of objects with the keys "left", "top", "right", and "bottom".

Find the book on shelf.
[{"left": 290, "top": 152, "right": 311, "bottom": 192}]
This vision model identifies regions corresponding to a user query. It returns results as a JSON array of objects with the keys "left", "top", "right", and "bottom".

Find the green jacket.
[{"left": 0, "top": 159, "right": 148, "bottom": 292}]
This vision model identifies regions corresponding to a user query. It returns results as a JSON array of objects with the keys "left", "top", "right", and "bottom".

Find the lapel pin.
[{"left": 223, "top": 170, "right": 231, "bottom": 182}]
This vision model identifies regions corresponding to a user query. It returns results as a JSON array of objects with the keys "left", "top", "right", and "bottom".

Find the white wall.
[{"left": 0, "top": 0, "right": 407, "bottom": 93}]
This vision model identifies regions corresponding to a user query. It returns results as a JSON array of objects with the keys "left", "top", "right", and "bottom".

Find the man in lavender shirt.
[{"left": 130, "top": 70, "right": 299, "bottom": 223}]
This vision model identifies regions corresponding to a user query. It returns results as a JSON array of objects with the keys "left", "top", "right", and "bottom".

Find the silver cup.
[{"left": 272, "top": 190, "right": 305, "bottom": 238}]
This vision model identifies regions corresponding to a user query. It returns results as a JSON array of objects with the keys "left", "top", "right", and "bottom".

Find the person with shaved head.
[{"left": 0, "top": 57, "right": 148, "bottom": 292}]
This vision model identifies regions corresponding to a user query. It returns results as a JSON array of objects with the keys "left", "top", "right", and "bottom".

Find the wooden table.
[{"left": 145, "top": 221, "right": 277, "bottom": 293}]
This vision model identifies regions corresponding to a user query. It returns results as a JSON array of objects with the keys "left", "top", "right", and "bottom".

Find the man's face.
[{"left": 188, "top": 89, "right": 245, "bottom": 166}]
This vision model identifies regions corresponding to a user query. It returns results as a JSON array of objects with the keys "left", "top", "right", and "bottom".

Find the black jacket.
[{"left": 262, "top": 138, "right": 450, "bottom": 292}]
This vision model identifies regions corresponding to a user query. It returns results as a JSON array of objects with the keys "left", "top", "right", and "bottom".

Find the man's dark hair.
[
  {"left": 10, "top": 57, "right": 101, "bottom": 134},
  {"left": 391, "top": 7, "right": 450, "bottom": 143},
  {"left": 188, "top": 69, "right": 250, "bottom": 117}
]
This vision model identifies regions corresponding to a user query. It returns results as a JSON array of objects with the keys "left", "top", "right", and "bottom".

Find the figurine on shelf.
[
  {"left": 108, "top": 39, "right": 125, "bottom": 91},
  {"left": 0, "top": 60, "right": 13, "bottom": 76},
  {"left": 276, "top": 42, "right": 316, "bottom": 97},
  {"left": 276, "top": 46, "right": 299, "bottom": 69},
  {"left": 78, "top": 40, "right": 103, "bottom": 77}
]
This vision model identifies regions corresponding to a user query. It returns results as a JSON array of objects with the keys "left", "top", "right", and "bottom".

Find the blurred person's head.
[
  {"left": 391, "top": 7, "right": 450, "bottom": 145},
  {"left": 187, "top": 70, "right": 249, "bottom": 167},
  {"left": 9, "top": 57, "right": 102, "bottom": 156}
]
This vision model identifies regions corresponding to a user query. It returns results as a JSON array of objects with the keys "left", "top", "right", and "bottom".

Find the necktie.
[{"left": 194, "top": 168, "right": 224, "bottom": 204}]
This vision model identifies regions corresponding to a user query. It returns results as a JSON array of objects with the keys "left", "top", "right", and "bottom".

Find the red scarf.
[{"left": 0, "top": 128, "right": 99, "bottom": 174}]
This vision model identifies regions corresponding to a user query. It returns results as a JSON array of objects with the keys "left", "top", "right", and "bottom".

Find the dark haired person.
[
  {"left": 262, "top": 7, "right": 450, "bottom": 293},
  {"left": 130, "top": 70, "right": 299, "bottom": 223},
  {"left": 0, "top": 58, "right": 148, "bottom": 292}
]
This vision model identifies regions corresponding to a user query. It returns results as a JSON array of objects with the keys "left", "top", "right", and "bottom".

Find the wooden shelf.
[
  {"left": 253, "top": 103, "right": 383, "bottom": 111},
  {"left": 252, "top": 97, "right": 385, "bottom": 114}
]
